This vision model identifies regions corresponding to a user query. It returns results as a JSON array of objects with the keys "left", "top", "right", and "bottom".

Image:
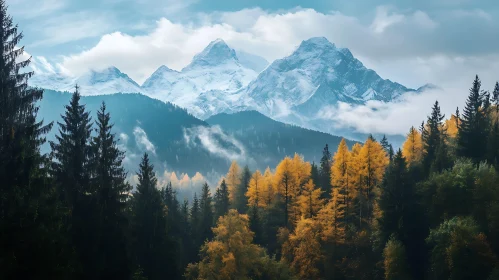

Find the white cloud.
[
  {"left": 133, "top": 126, "right": 156, "bottom": 155},
  {"left": 370, "top": 6, "right": 405, "bottom": 33},
  {"left": 183, "top": 125, "right": 247, "bottom": 162},
  {"left": 318, "top": 86, "right": 471, "bottom": 136},
  {"left": 31, "top": 12, "right": 115, "bottom": 46}
]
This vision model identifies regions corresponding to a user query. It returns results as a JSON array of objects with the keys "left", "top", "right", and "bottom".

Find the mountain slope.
[{"left": 206, "top": 110, "right": 357, "bottom": 166}]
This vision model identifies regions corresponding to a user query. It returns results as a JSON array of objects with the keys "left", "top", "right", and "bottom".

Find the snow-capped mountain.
[
  {"left": 238, "top": 37, "right": 414, "bottom": 118},
  {"left": 29, "top": 66, "right": 142, "bottom": 95},
  {"left": 142, "top": 39, "right": 258, "bottom": 109}
]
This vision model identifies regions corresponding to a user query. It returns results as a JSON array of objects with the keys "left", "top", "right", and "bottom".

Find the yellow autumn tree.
[
  {"left": 290, "top": 154, "right": 311, "bottom": 223},
  {"left": 331, "top": 138, "right": 356, "bottom": 222},
  {"left": 261, "top": 167, "right": 277, "bottom": 207},
  {"left": 298, "top": 179, "right": 323, "bottom": 218},
  {"left": 402, "top": 126, "right": 423, "bottom": 165},
  {"left": 246, "top": 170, "right": 264, "bottom": 208},
  {"left": 185, "top": 210, "right": 278, "bottom": 280},
  {"left": 281, "top": 217, "right": 324, "bottom": 279},
  {"left": 225, "top": 161, "right": 241, "bottom": 203},
  {"left": 274, "top": 157, "right": 295, "bottom": 227},
  {"left": 317, "top": 187, "right": 346, "bottom": 244},
  {"left": 358, "top": 137, "right": 389, "bottom": 224},
  {"left": 444, "top": 114, "right": 460, "bottom": 138}
]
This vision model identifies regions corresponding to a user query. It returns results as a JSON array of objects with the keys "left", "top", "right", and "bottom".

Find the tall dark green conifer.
[
  {"left": 199, "top": 182, "right": 214, "bottom": 242},
  {"left": 310, "top": 162, "right": 320, "bottom": 189},
  {"left": 320, "top": 144, "right": 333, "bottom": 198},
  {"left": 91, "top": 102, "right": 131, "bottom": 279},
  {"left": 131, "top": 153, "right": 177, "bottom": 280},
  {"left": 488, "top": 82, "right": 499, "bottom": 168},
  {"left": 189, "top": 193, "right": 201, "bottom": 262},
  {"left": 214, "top": 179, "right": 230, "bottom": 220},
  {"left": 457, "top": 76, "right": 490, "bottom": 164},
  {"left": 0, "top": 1, "right": 66, "bottom": 277},
  {"left": 234, "top": 166, "right": 251, "bottom": 213},
  {"left": 50, "top": 85, "right": 95, "bottom": 278},
  {"left": 422, "top": 101, "right": 450, "bottom": 174}
]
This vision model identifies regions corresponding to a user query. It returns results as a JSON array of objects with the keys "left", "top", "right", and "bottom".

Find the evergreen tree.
[
  {"left": 199, "top": 182, "right": 214, "bottom": 242},
  {"left": 488, "top": 82, "right": 499, "bottom": 168},
  {"left": 320, "top": 144, "right": 333, "bottom": 198},
  {"left": 189, "top": 193, "right": 201, "bottom": 262},
  {"left": 311, "top": 162, "right": 320, "bottom": 189},
  {"left": 234, "top": 165, "right": 251, "bottom": 213},
  {"left": 380, "top": 135, "right": 391, "bottom": 155},
  {"left": 0, "top": 2, "right": 69, "bottom": 277},
  {"left": 50, "top": 86, "right": 96, "bottom": 278},
  {"left": 131, "top": 153, "right": 177, "bottom": 280},
  {"left": 422, "top": 101, "right": 450, "bottom": 175},
  {"left": 249, "top": 205, "right": 264, "bottom": 245},
  {"left": 457, "top": 75, "right": 490, "bottom": 164},
  {"left": 91, "top": 102, "right": 131, "bottom": 279},
  {"left": 388, "top": 144, "right": 394, "bottom": 162},
  {"left": 214, "top": 179, "right": 230, "bottom": 220}
]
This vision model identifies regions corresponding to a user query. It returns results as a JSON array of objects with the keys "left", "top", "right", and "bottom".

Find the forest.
[{"left": 2, "top": 1, "right": 499, "bottom": 279}]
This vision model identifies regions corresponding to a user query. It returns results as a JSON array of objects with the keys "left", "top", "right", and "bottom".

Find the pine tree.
[
  {"left": 50, "top": 86, "right": 95, "bottom": 278},
  {"left": 234, "top": 165, "right": 251, "bottom": 213},
  {"left": 311, "top": 162, "right": 320, "bottom": 189},
  {"left": 199, "top": 182, "right": 214, "bottom": 242},
  {"left": 0, "top": 2, "right": 67, "bottom": 277},
  {"left": 380, "top": 135, "right": 391, "bottom": 155},
  {"left": 131, "top": 153, "right": 177, "bottom": 280},
  {"left": 422, "top": 101, "right": 450, "bottom": 174},
  {"left": 320, "top": 144, "right": 333, "bottom": 198},
  {"left": 189, "top": 193, "right": 201, "bottom": 263},
  {"left": 91, "top": 102, "right": 131, "bottom": 279},
  {"left": 457, "top": 75, "right": 490, "bottom": 164},
  {"left": 214, "top": 179, "right": 230, "bottom": 220},
  {"left": 488, "top": 82, "right": 499, "bottom": 168}
]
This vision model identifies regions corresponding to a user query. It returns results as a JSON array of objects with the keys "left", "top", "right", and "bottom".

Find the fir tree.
[
  {"left": 131, "top": 153, "right": 178, "bottom": 280},
  {"left": 488, "top": 82, "right": 499, "bottom": 168},
  {"left": 310, "top": 162, "right": 320, "bottom": 189},
  {"left": 189, "top": 193, "right": 201, "bottom": 262},
  {"left": 422, "top": 101, "right": 449, "bottom": 174},
  {"left": 50, "top": 85, "right": 95, "bottom": 278},
  {"left": 380, "top": 135, "right": 391, "bottom": 155},
  {"left": 234, "top": 165, "right": 251, "bottom": 213},
  {"left": 457, "top": 76, "right": 490, "bottom": 164},
  {"left": 0, "top": 2, "right": 67, "bottom": 277},
  {"left": 199, "top": 182, "right": 214, "bottom": 242},
  {"left": 91, "top": 102, "right": 131, "bottom": 279},
  {"left": 214, "top": 179, "right": 230, "bottom": 220},
  {"left": 320, "top": 144, "right": 333, "bottom": 198}
]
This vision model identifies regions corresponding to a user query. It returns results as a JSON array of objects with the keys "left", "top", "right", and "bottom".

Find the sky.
[{"left": 8, "top": 0, "right": 499, "bottom": 135}]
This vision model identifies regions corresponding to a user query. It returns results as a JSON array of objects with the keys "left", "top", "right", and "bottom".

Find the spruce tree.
[
  {"left": 0, "top": 2, "right": 68, "bottom": 277},
  {"left": 319, "top": 144, "right": 333, "bottom": 198},
  {"left": 457, "top": 75, "right": 490, "bottom": 164},
  {"left": 199, "top": 182, "right": 214, "bottom": 242},
  {"left": 380, "top": 135, "right": 390, "bottom": 154},
  {"left": 91, "top": 102, "right": 131, "bottom": 279},
  {"left": 189, "top": 193, "right": 201, "bottom": 262},
  {"left": 488, "top": 82, "right": 499, "bottom": 168},
  {"left": 131, "top": 153, "right": 177, "bottom": 280},
  {"left": 234, "top": 166, "right": 251, "bottom": 213},
  {"left": 50, "top": 85, "right": 95, "bottom": 278},
  {"left": 310, "top": 162, "right": 320, "bottom": 189},
  {"left": 422, "top": 101, "right": 449, "bottom": 175},
  {"left": 214, "top": 179, "right": 230, "bottom": 220}
]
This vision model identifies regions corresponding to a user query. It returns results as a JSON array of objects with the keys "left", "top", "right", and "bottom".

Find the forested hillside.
[{"left": 2, "top": 2, "right": 499, "bottom": 280}]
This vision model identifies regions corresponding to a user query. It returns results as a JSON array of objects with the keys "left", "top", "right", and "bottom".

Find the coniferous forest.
[{"left": 2, "top": 2, "right": 499, "bottom": 280}]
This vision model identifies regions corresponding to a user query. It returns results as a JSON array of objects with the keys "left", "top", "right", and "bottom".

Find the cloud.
[
  {"left": 183, "top": 125, "right": 247, "bottom": 162},
  {"left": 45, "top": 6, "right": 498, "bottom": 89},
  {"left": 133, "top": 126, "right": 156, "bottom": 155},
  {"left": 30, "top": 12, "right": 115, "bottom": 46},
  {"left": 318, "top": 86, "right": 474, "bottom": 136}
]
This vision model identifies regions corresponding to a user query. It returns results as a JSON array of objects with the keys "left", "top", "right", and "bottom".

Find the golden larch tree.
[
  {"left": 289, "top": 153, "right": 311, "bottom": 224},
  {"left": 261, "top": 167, "right": 277, "bottom": 207},
  {"left": 358, "top": 137, "right": 389, "bottom": 224},
  {"left": 331, "top": 138, "right": 355, "bottom": 223},
  {"left": 225, "top": 161, "right": 241, "bottom": 203},
  {"left": 298, "top": 179, "right": 323, "bottom": 218},
  {"left": 317, "top": 187, "right": 346, "bottom": 245},
  {"left": 274, "top": 157, "right": 295, "bottom": 227},
  {"left": 402, "top": 126, "right": 423, "bottom": 165},
  {"left": 246, "top": 170, "right": 264, "bottom": 208}
]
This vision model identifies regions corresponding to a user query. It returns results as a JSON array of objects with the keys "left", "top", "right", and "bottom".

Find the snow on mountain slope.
[
  {"left": 142, "top": 39, "right": 258, "bottom": 113},
  {"left": 240, "top": 37, "right": 414, "bottom": 118},
  {"left": 29, "top": 66, "right": 142, "bottom": 95}
]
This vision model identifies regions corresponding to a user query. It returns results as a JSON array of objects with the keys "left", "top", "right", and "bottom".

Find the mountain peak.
[
  {"left": 300, "top": 37, "right": 336, "bottom": 49},
  {"left": 184, "top": 38, "right": 238, "bottom": 70}
]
